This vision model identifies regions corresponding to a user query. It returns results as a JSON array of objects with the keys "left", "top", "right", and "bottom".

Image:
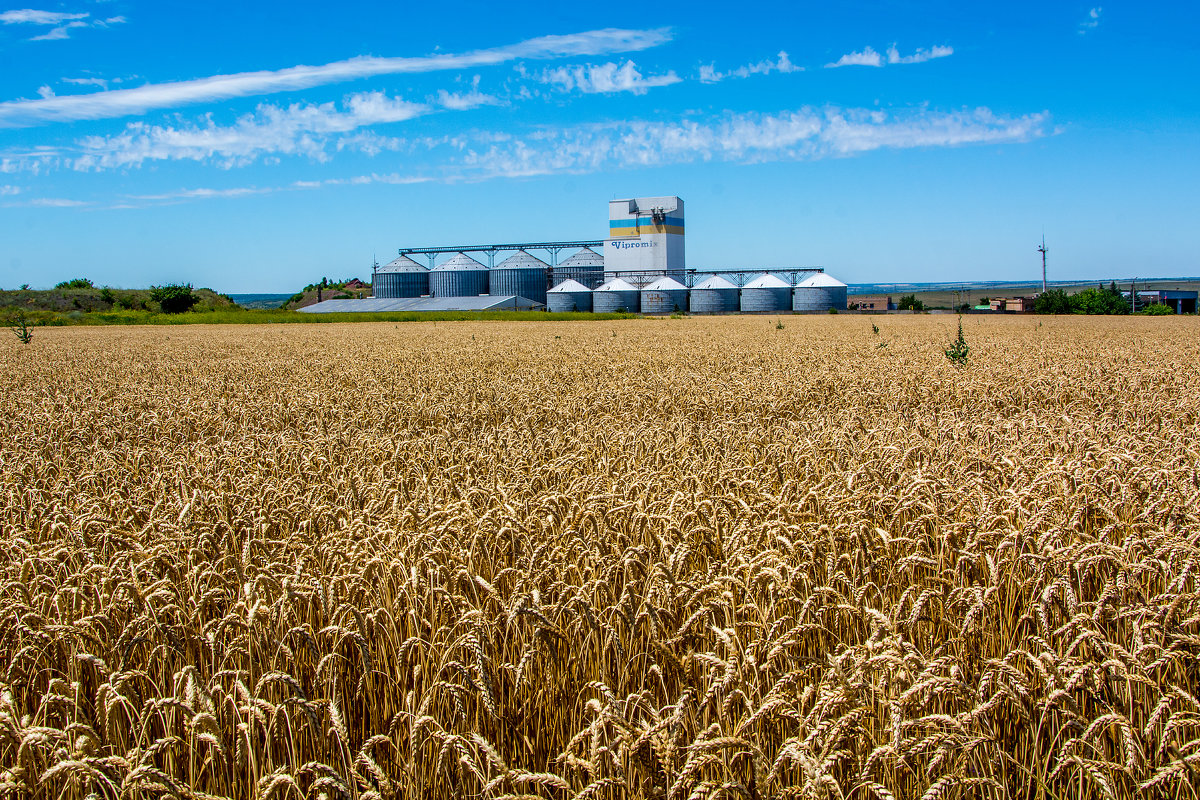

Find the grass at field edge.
[{"left": 8, "top": 308, "right": 641, "bottom": 326}]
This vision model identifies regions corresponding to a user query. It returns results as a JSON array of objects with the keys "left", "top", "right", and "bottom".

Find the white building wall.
[{"left": 604, "top": 196, "right": 684, "bottom": 276}]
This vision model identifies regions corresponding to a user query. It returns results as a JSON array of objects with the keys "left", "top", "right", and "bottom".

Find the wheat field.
[{"left": 1, "top": 316, "right": 1198, "bottom": 799}]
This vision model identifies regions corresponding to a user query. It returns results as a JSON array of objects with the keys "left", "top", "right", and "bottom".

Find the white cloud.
[
  {"left": 62, "top": 77, "right": 109, "bottom": 89},
  {"left": 122, "top": 186, "right": 277, "bottom": 202},
  {"left": 0, "top": 184, "right": 19, "bottom": 195},
  {"left": 886, "top": 44, "right": 953, "bottom": 64},
  {"left": 108, "top": 172, "right": 435, "bottom": 208},
  {"left": 700, "top": 51, "right": 801, "bottom": 83},
  {"left": 436, "top": 89, "right": 501, "bottom": 110},
  {"left": 456, "top": 106, "right": 1051, "bottom": 178},
  {"left": 828, "top": 44, "right": 952, "bottom": 68},
  {"left": 0, "top": 9, "right": 88, "bottom": 24},
  {"left": 335, "top": 130, "right": 407, "bottom": 156},
  {"left": 29, "top": 19, "right": 88, "bottom": 39},
  {"left": 73, "top": 92, "right": 430, "bottom": 169},
  {"left": 826, "top": 46, "right": 883, "bottom": 68},
  {"left": 0, "top": 145, "right": 62, "bottom": 174},
  {"left": 25, "top": 197, "right": 88, "bottom": 207},
  {"left": 0, "top": 27, "right": 672, "bottom": 127},
  {"left": 1079, "top": 7, "right": 1102, "bottom": 33},
  {"left": 435, "top": 76, "right": 501, "bottom": 110},
  {"left": 1, "top": 10, "right": 125, "bottom": 41},
  {"left": 541, "top": 60, "right": 680, "bottom": 94}
]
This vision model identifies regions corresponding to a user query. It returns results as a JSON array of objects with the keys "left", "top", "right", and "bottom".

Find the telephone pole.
[{"left": 1038, "top": 236, "right": 1048, "bottom": 294}]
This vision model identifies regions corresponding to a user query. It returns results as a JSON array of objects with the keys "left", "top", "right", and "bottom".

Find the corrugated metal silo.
[
  {"left": 547, "top": 279, "right": 593, "bottom": 312},
  {"left": 490, "top": 251, "right": 550, "bottom": 305},
  {"left": 689, "top": 275, "right": 740, "bottom": 314},
  {"left": 374, "top": 255, "right": 429, "bottom": 298},
  {"left": 792, "top": 273, "right": 849, "bottom": 312},
  {"left": 592, "top": 277, "right": 640, "bottom": 313},
  {"left": 554, "top": 247, "right": 605, "bottom": 288},
  {"left": 640, "top": 276, "right": 688, "bottom": 314},
  {"left": 740, "top": 273, "right": 793, "bottom": 313},
  {"left": 429, "top": 252, "right": 488, "bottom": 297}
]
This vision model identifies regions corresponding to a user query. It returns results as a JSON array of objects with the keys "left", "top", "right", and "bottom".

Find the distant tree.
[
  {"left": 1034, "top": 289, "right": 1071, "bottom": 314},
  {"left": 150, "top": 283, "right": 199, "bottom": 314},
  {"left": 55, "top": 278, "right": 94, "bottom": 289},
  {"left": 1069, "top": 282, "right": 1128, "bottom": 315},
  {"left": 99, "top": 287, "right": 115, "bottom": 305},
  {"left": 18, "top": 284, "right": 29, "bottom": 291},
  {"left": 897, "top": 294, "right": 924, "bottom": 311}
]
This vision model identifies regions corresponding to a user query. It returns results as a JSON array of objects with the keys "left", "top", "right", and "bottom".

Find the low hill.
[
  {"left": 1, "top": 285, "right": 238, "bottom": 315},
  {"left": 281, "top": 279, "right": 371, "bottom": 310}
]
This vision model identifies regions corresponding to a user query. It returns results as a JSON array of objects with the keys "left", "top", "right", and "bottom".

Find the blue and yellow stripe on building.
[{"left": 608, "top": 216, "right": 685, "bottom": 237}]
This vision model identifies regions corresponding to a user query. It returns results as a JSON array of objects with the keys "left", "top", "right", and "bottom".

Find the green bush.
[
  {"left": 149, "top": 283, "right": 200, "bottom": 314},
  {"left": 944, "top": 317, "right": 970, "bottom": 366},
  {"left": 1140, "top": 303, "right": 1174, "bottom": 315},
  {"left": 897, "top": 294, "right": 924, "bottom": 311},
  {"left": 55, "top": 278, "right": 94, "bottom": 289},
  {"left": 1034, "top": 289, "right": 1071, "bottom": 314},
  {"left": 99, "top": 287, "right": 115, "bottom": 305}
]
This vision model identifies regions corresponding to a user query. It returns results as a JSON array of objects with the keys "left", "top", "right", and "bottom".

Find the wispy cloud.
[
  {"left": 107, "top": 173, "right": 435, "bottom": 208},
  {"left": 1079, "top": 7, "right": 1102, "bottom": 34},
  {"left": 0, "top": 9, "right": 88, "bottom": 25},
  {"left": 30, "top": 19, "right": 89, "bottom": 40},
  {"left": 699, "top": 51, "right": 800, "bottom": 83},
  {"left": 0, "top": 184, "right": 19, "bottom": 195},
  {"left": 3, "top": 101, "right": 1051, "bottom": 187},
  {"left": 434, "top": 75, "right": 501, "bottom": 110},
  {"left": 62, "top": 77, "right": 109, "bottom": 89},
  {"left": 436, "top": 89, "right": 501, "bottom": 110},
  {"left": 25, "top": 197, "right": 88, "bottom": 207},
  {"left": 541, "top": 60, "right": 680, "bottom": 94},
  {"left": 0, "top": 145, "right": 62, "bottom": 174},
  {"left": 73, "top": 92, "right": 431, "bottom": 170},
  {"left": 886, "top": 44, "right": 953, "bottom": 64},
  {"left": 456, "top": 107, "right": 1051, "bottom": 179},
  {"left": 826, "top": 44, "right": 952, "bottom": 68},
  {"left": 1, "top": 9, "right": 126, "bottom": 41},
  {"left": 826, "top": 46, "right": 883, "bottom": 68},
  {"left": 0, "top": 27, "right": 671, "bottom": 127}
]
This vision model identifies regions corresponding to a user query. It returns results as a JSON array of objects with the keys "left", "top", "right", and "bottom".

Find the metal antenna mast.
[{"left": 1038, "top": 236, "right": 1048, "bottom": 293}]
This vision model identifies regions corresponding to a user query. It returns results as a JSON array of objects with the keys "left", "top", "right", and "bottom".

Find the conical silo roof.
[
  {"left": 558, "top": 248, "right": 604, "bottom": 268},
  {"left": 743, "top": 273, "right": 792, "bottom": 289},
  {"left": 692, "top": 275, "right": 737, "bottom": 290},
  {"left": 796, "top": 272, "right": 847, "bottom": 288},
  {"left": 378, "top": 255, "right": 428, "bottom": 273},
  {"left": 643, "top": 276, "right": 687, "bottom": 291},
  {"left": 595, "top": 277, "right": 638, "bottom": 292},
  {"left": 495, "top": 251, "right": 550, "bottom": 270},
  {"left": 434, "top": 252, "right": 486, "bottom": 271},
  {"left": 549, "top": 279, "right": 592, "bottom": 293}
]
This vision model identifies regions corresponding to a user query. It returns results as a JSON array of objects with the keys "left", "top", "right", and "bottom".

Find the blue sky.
[{"left": 1, "top": 2, "right": 1197, "bottom": 291}]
